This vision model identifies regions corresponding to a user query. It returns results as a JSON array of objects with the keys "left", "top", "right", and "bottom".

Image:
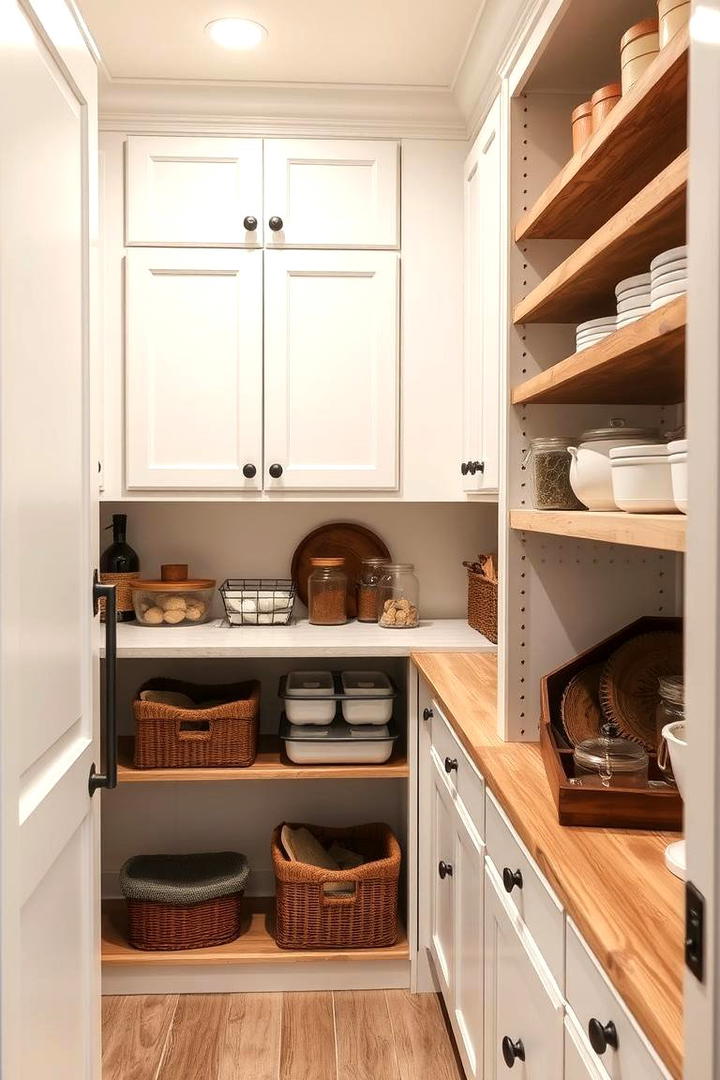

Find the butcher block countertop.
[{"left": 412, "top": 651, "right": 684, "bottom": 1079}]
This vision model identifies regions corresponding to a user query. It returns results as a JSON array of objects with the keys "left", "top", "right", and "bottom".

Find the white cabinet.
[
  {"left": 453, "top": 810, "right": 485, "bottom": 1080},
  {"left": 565, "top": 1016, "right": 605, "bottom": 1080},
  {"left": 125, "top": 249, "right": 263, "bottom": 490},
  {"left": 430, "top": 762, "right": 456, "bottom": 1000},
  {"left": 463, "top": 93, "right": 505, "bottom": 493},
  {"left": 264, "top": 251, "right": 399, "bottom": 490},
  {"left": 125, "top": 136, "right": 263, "bottom": 246},
  {"left": 263, "top": 139, "right": 399, "bottom": 248}
]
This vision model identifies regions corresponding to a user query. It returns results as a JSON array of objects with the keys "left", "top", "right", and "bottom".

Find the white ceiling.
[{"left": 78, "top": 0, "right": 482, "bottom": 87}]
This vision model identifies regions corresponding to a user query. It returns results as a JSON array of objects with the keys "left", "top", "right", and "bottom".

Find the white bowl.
[
  {"left": 651, "top": 268, "right": 687, "bottom": 288},
  {"left": 651, "top": 292, "right": 686, "bottom": 310},
  {"left": 668, "top": 438, "right": 687, "bottom": 513},
  {"left": 662, "top": 720, "right": 687, "bottom": 879},
  {"left": 576, "top": 316, "right": 616, "bottom": 333},
  {"left": 616, "top": 273, "right": 651, "bottom": 294},
  {"left": 568, "top": 425, "right": 661, "bottom": 511},
  {"left": 616, "top": 287, "right": 651, "bottom": 304},
  {"left": 576, "top": 331, "right": 612, "bottom": 343},
  {"left": 609, "top": 444, "right": 678, "bottom": 513},
  {"left": 651, "top": 246, "right": 687, "bottom": 271},
  {"left": 652, "top": 278, "right": 688, "bottom": 298},
  {"left": 617, "top": 297, "right": 650, "bottom": 314}
]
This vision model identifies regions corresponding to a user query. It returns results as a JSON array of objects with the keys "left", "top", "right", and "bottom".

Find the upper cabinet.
[
  {"left": 125, "top": 136, "right": 263, "bottom": 246},
  {"left": 263, "top": 139, "right": 399, "bottom": 249}
]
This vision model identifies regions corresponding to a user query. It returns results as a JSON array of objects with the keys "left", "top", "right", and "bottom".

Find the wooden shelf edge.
[
  {"left": 510, "top": 510, "right": 686, "bottom": 553},
  {"left": 511, "top": 297, "right": 686, "bottom": 405}
]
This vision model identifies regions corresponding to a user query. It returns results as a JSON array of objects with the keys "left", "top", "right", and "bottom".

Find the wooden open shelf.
[
  {"left": 510, "top": 509, "right": 686, "bottom": 553},
  {"left": 102, "top": 898, "right": 409, "bottom": 966},
  {"left": 515, "top": 27, "right": 689, "bottom": 241},
  {"left": 514, "top": 151, "right": 687, "bottom": 324},
  {"left": 117, "top": 735, "right": 409, "bottom": 782},
  {"left": 511, "top": 296, "right": 685, "bottom": 405}
]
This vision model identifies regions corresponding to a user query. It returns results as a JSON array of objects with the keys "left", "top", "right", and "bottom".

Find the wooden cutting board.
[{"left": 291, "top": 522, "right": 392, "bottom": 618}]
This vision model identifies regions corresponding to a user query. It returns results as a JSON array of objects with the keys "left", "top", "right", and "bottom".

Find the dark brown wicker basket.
[
  {"left": 126, "top": 892, "right": 244, "bottom": 951},
  {"left": 467, "top": 570, "right": 498, "bottom": 644},
  {"left": 133, "top": 678, "right": 261, "bottom": 769},
  {"left": 272, "top": 822, "right": 400, "bottom": 950}
]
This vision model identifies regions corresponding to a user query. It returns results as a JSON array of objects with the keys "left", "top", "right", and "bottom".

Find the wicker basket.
[
  {"left": 272, "top": 822, "right": 400, "bottom": 950},
  {"left": 133, "top": 678, "right": 261, "bottom": 769},
  {"left": 467, "top": 570, "right": 498, "bottom": 644}
]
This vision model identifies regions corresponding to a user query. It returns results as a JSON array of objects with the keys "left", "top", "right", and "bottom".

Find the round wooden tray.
[
  {"left": 560, "top": 664, "right": 604, "bottom": 746},
  {"left": 599, "top": 631, "right": 683, "bottom": 751},
  {"left": 291, "top": 523, "right": 391, "bottom": 619}
]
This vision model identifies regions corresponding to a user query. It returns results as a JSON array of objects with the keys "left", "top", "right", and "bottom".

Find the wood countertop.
[{"left": 412, "top": 651, "right": 683, "bottom": 1079}]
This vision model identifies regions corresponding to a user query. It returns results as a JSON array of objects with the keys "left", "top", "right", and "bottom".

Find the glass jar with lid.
[
  {"left": 307, "top": 557, "right": 348, "bottom": 626},
  {"left": 378, "top": 564, "right": 419, "bottom": 629},
  {"left": 572, "top": 723, "right": 649, "bottom": 788},
  {"left": 656, "top": 675, "right": 684, "bottom": 783},
  {"left": 527, "top": 436, "right": 585, "bottom": 510},
  {"left": 357, "top": 557, "right": 387, "bottom": 623}
]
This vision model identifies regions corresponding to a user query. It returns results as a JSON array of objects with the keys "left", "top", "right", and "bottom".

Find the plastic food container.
[
  {"left": 131, "top": 564, "right": 215, "bottom": 626},
  {"left": 341, "top": 671, "right": 394, "bottom": 725},
  {"left": 658, "top": 0, "right": 690, "bottom": 48},
  {"left": 621, "top": 19, "right": 659, "bottom": 95},
  {"left": 609, "top": 444, "right": 678, "bottom": 513},
  {"left": 284, "top": 671, "right": 336, "bottom": 725},
  {"left": 571, "top": 100, "right": 592, "bottom": 153},
  {"left": 668, "top": 438, "right": 687, "bottom": 513},
  {"left": 573, "top": 724, "right": 649, "bottom": 788},
  {"left": 567, "top": 421, "right": 660, "bottom": 511},
  {"left": 280, "top": 718, "right": 398, "bottom": 765}
]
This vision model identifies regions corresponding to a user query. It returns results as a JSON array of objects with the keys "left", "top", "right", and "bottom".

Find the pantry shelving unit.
[{"left": 509, "top": 509, "right": 686, "bottom": 553}]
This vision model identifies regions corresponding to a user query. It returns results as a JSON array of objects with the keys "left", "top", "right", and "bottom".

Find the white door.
[
  {"left": 453, "top": 812, "right": 485, "bottom": 1080},
  {"left": 564, "top": 1017, "right": 604, "bottom": 1080},
  {"left": 0, "top": 0, "right": 100, "bottom": 1076},
  {"left": 463, "top": 94, "right": 504, "bottom": 493},
  {"left": 126, "top": 249, "right": 263, "bottom": 490},
  {"left": 430, "top": 764, "right": 456, "bottom": 1001},
  {"left": 263, "top": 139, "right": 399, "bottom": 248},
  {"left": 264, "top": 251, "right": 399, "bottom": 491},
  {"left": 125, "top": 136, "right": 263, "bottom": 246}
]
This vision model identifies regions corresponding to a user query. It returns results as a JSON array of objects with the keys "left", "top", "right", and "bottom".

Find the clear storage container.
[
  {"left": 131, "top": 564, "right": 215, "bottom": 626},
  {"left": 307, "top": 558, "right": 348, "bottom": 626},
  {"left": 527, "top": 437, "right": 585, "bottom": 510},
  {"left": 341, "top": 671, "right": 394, "bottom": 725},
  {"left": 357, "top": 557, "right": 387, "bottom": 623},
  {"left": 378, "top": 564, "right": 420, "bottom": 628},
  {"left": 573, "top": 724, "right": 649, "bottom": 788},
  {"left": 280, "top": 717, "right": 398, "bottom": 765}
]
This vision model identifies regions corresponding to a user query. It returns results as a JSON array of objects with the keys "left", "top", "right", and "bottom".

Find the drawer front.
[
  {"left": 485, "top": 791, "right": 564, "bottom": 987},
  {"left": 566, "top": 921, "right": 671, "bottom": 1080},
  {"left": 565, "top": 1015, "right": 605, "bottom": 1080},
  {"left": 429, "top": 701, "right": 485, "bottom": 838}
]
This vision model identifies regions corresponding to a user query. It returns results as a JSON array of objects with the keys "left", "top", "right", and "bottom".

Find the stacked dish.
[
  {"left": 615, "top": 273, "right": 651, "bottom": 327},
  {"left": 575, "top": 316, "right": 616, "bottom": 352},
  {"left": 650, "top": 246, "right": 687, "bottom": 310}
]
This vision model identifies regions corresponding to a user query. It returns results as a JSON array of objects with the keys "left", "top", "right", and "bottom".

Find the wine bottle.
[{"left": 100, "top": 514, "right": 140, "bottom": 622}]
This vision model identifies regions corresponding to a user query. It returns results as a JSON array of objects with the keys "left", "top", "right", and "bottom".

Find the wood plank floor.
[{"left": 102, "top": 991, "right": 464, "bottom": 1080}]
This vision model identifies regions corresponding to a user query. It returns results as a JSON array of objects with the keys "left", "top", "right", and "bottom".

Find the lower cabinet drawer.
[
  {"left": 566, "top": 921, "right": 672, "bottom": 1080},
  {"left": 429, "top": 699, "right": 485, "bottom": 837},
  {"left": 565, "top": 1014, "right": 605, "bottom": 1079}
]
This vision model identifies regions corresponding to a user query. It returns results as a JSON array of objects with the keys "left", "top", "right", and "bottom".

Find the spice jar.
[
  {"left": 527, "top": 437, "right": 585, "bottom": 511},
  {"left": 307, "top": 558, "right": 348, "bottom": 626},
  {"left": 378, "top": 564, "right": 419, "bottom": 629},
  {"left": 620, "top": 19, "right": 659, "bottom": 94},
  {"left": 357, "top": 557, "right": 387, "bottom": 623},
  {"left": 571, "top": 101, "right": 593, "bottom": 153},
  {"left": 573, "top": 723, "right": 649, "bottom": 789},
  {"left": 656, "top": 675, "right": 684, "bottom": 783}
]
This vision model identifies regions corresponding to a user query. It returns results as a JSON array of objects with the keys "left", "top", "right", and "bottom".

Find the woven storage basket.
[
  {"left": 272, "top": 823, "right": 401, "bottom": 950},
  {"left": 133, "top": 678, "right": 261, "bottom": 769},
  {"left": 120, "top": 851, "right": 249, "bottom": 951},
  {"left": 467, "top": 570, "right": 498, "bottom": 644}
]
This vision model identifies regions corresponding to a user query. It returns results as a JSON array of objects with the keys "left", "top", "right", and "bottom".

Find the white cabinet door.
[
  {"left": 264, "top": 139, "right": 399, "bottom": 248},
  {"left": 264, "top": 251, "right": 399, "bottom": 490},
  {"left": 565, "top": 1017, "right": 605, "bottom": 1080},
  {"left": 126, "top": 136, "right": 263, "bottom": 246},
  {"left": 430, "top": 766, "right": 456, "bottom": 1001},
  {"left": 463, "top": 94, "right": 504, "bottom": 493},
  {"left": 484, "top": 863, "right": 564, "bottom": 1079},
  {"left": 126, "top": 250, "right": 263, "bottom": 490},
  {"left": 453, "top": 813, "right": 485, "bottom": 1080}
]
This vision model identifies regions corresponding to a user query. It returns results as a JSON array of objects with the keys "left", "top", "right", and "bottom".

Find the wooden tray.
[
  {"left": 540, "top": 616, "right": 684, "bottom": 829},
  {"left": 291, "top": 523, "right": 391, "bottom": 619}
]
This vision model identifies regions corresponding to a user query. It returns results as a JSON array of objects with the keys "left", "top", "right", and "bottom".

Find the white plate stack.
[
  {"left": 615, "top": 273, "right": 651, "bottom": 328},
  {"left": 575, "top": 315, "right": 616, "bottom": 352},
  {"left": 650, "top": 246, "right": 687, "bottom": 310}
]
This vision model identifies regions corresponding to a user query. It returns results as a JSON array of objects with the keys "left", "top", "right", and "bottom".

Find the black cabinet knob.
[
  {"left": 269, "top": 216, "right": 284, "bottom": 231},
  {"left": 503, "top": 867, "right": 523, "bottom": 894},
  {"left": 268, "top": 464, "right": 283, "bottom": 479},
  {"left": 502, "top": 1037, "right": 525, "bottom": 1068},
  {"left": 468, "top": 460, "right": 485, "bottom": 476},
  {"left": 242, "top": 463, "right": 257, "bottom": 479},
  {"left": 461, "top": 462, "right": 470, "bottom": 476},
  {"left": 438, "top": 861, "right": 453, "bottom": 880},
  {"left": 588, "top": 1019, "right": 618, "bottom": 1056},
  {"left": 422, "top": 707, "right": 433, "bottom": 722},
  {"left": 444, "top": 756, "right": 458, "bottom": 774},
  {"left": 243, "top": 215, "right": 258, "bottom": 231}
]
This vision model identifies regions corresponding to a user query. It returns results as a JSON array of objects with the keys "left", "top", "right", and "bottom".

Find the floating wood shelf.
[
  {"left": 117, "top": 735, "right": 409, "bottom": 782},
  {"left": 511, "top": 297, "right": 686, "bottom": 405},
  {"left": 510, "top": 509, "right": 686, "bottom": 553},
  {"left": 515, "top": 27, "right": 689, "bottom": 241},
  {"left": 514, "top": 152, "right": 687, "bottom": 324},
  {"left": 101, "top": 898, "right": 409, "bottom": 966}
]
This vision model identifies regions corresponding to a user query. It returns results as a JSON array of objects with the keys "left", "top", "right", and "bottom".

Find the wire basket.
[{"left": 220, "top": 578, "right": 296, "bottom": 626}]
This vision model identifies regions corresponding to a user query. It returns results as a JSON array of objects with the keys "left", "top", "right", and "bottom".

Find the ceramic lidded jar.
[{"left": 567, "top": 419, "right": 660, "bottom": 511}]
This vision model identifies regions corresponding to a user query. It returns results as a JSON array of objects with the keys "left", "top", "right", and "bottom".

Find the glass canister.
[
  {"left": 573, "top": 723, "right": 649, "bottom": 788},
  {"left": 526, "top": 436, "right": 585, "bottom": 510},
  {"left": 378, "top": 564, "right": 420, "bottom": 628},
  {"left": 307, "top": 557, "right": 348, "bottom": 626},
  {"left": 357, "top": 557, "right": 388, "bottom": 624},
  {"left": 656, "top": 675, "right": 684, "bottom": 783}
]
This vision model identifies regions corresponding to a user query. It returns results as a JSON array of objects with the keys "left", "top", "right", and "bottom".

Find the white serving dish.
[
  {"left": 616, "top": 296, "right": 650, "bottom": 314},
  {"left": 340, "top": 671, "right": 394, "bottom": 725},
  {"left": 616, "top": 288, "right": 651, "bottom": 305},
  {"left": 615, "top": 273, "right": 651, "bottom": 295},
  {"left": 281, "top": 719, "right": 397, "bottom": 764},
  {"left": 609, "top": 444, "right": 678, "bottom": 513},
  {"left": 567, "top": 422, "right": 660, "bottom": 510},
  {"left": 652, "top": 278, "right": 688, "bottom": 298},
  {"left": 662, "top": 720, "right": 687, "bottom": 878},
  {"left": 284, "top": 670, "right": 336, "bottom": 724},
  {"left": 668, "top": 438, "right": 687, "bottom": 513},
  {"left": 576, "top": 316, "right": 616, "bottom": 333},
  {"left": 651, "top": 245, "right": 687, "bottom": 271},
  {"left": 651, "top": 291, "right": 686, "bottom": 310},
  {"left": 651, "top": 267, "right": 687, "bottom": 287}
]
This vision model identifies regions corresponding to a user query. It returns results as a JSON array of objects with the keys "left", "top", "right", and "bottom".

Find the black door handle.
[
  {"left": 243, "top": 463, "right": 257, "bottom": 478},
  {"left": 422, "top": 707, "right": 433, "bottom": 722},
  {"left": 438, "top": 861, "right": 453, "bottom": 880},
  {"left": 461, "top": 462, "right": 470, "bottom": 476},
  {"left": 269, "top": 216, "right": 284, "bottom": 231},
  {"left": 444, "top": 756, "right": 458, "bottom": 774},
  {"left": 588, "top": 1019, "right": 618, "bottom": 1055},
  {"left": 243, "top": 215, "right": 258, "bottom": 231},
  {"left": 503, "top": 867, "right": 523, "bottom": 893},
  {"left": 269, "top": 463, "right": 283, "bottom": 479},
  {"left": 89, "top": 572, "right": 118, "bottom": 795},
  {"left": 469, "top": 460, "right": 485, "bottom": 475},
  {"left": 502, "top": 1037, "right": 525, "bottom": 1067}
]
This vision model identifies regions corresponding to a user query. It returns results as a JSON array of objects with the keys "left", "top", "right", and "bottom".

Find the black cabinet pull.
[
  {"left": 503, "top": 867, "right": 523, "bottom": 894},
  {"left": 469, "top": 460, "right": 485, "bottom": 475},
  {"left": 461, "top": 461, "right": 470, "bottom": 476},
  {"left": 501, "top": 1037, "right": 525, "bottom": 1068},
  {"left": 269, "top": 463, "right": 283, "bottom": 479},
  {"left": 444, "top": 756, "right": 458, "bottom": 774},
  {"left": 588, "top": 1019, "right": 618, "bottom": 1056},
  {"left": 89, "top": 572, "right": 118, "bottom": 796},
  {"left": 422, "top": 707, "right": 433, "bottom": 722},
  {"left": 243, "top": 215, "right": 258, "bottom": 231},
  {"left": 269, "top": 216, "right": 284, "bottom": 231},
  {"left": 438, "top": 861, "right": 453, "bottom": 880},
  {"left": 242, "top": 463, "right": 257, "bottom": 478}
]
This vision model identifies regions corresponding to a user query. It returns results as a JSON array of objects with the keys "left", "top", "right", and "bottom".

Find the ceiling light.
[{"left": 205, "top": 18, "right": 267, "bottom": 50}]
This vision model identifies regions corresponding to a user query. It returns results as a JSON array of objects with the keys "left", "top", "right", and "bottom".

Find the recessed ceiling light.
[{"left": 205, "top": 18, "right": 268, "bottom": 50}]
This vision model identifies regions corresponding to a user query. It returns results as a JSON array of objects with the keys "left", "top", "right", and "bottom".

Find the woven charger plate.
[
  {"left": 560, "top": 664, "right": 604, "bottom": 746},
  {"left": 599, "top": 631, "right": 683, "bottom": 751}
]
